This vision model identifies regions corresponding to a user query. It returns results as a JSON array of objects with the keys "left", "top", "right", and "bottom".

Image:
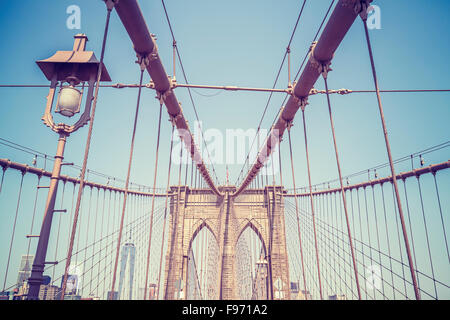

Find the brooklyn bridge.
[{"left": 0, "top": 0, "right": 448, "bottom": 301}]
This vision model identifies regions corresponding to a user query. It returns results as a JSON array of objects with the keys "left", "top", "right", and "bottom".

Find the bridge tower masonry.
[{"left": 163, "top": 185, "right": 290, "bottom": 300}]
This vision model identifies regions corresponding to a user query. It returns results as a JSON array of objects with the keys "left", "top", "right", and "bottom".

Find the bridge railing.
[
  {"left": 283, "top": 160, "right": 450, "bottom": 300},
  {"left": 0, "top": 157, "right": 169, "bottom": 300}
]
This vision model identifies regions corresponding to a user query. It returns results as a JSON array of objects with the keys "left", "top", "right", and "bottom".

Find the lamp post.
[{"left": 27, "top": 34, "right": 110, "bottom": 300}]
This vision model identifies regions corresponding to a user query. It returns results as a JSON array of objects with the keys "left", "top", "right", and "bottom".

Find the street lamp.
[{"left": 27, "top": 34, "right": 110, "bottom": 300}]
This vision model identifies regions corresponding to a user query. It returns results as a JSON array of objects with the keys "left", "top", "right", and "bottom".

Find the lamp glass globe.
[{"left": 56, "top": 86, "right": 82, "bottom": 117}]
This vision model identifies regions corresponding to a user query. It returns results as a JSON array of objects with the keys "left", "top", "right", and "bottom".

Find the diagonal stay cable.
[
  {"left": 235, "top": 0, "right": 309, "bottom": 185},
  {"left": 236, "top": 0, "right": 336, "bottom": 186},
  {"left": 109, "top": 65, "right": 146, "bottom": 299},
  {"left": 60, "top": 2, "right": 114, "bottom": 299},
  {"left": 161, "top": 0, "right": 220, "bottom": 185}
]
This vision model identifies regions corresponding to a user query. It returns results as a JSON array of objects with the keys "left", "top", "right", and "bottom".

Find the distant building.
[
  {"left": 107, "top": 291, "right": 118, "bottom": 300},
  {"left": 61, "top": 261, "right": 83, "bottom": 296},
  {"left": 61, "top": 275, "right": 79, "bottom": 295},
  {"left": 17, "top": 255, "right": 34, "bottom": 289},
  {"left": 16, "top": 281, "right": 29, "bottom": 300},
  {"left": 38, "top": 284, "right": 60, "bottom": 300},
  {"left": 63, "top": 294, "right": 81, "bottom": 300},
  {"left": 296, "top": 290, "right": 312, "bottom": 300},
  {"left": 290, "top": 282, "right": 299, "bottom": 297},
  {"left": 14, "top": 281, "right": 61, "bottom": 300},
  {"left": 118, "top": 242, "right": 136, "bottom": 300},
  {"left": 11, "top": 288, "right": 21, "bottom": 300},
  {"left": 329, "top": 294, "right": 347, "bottom": 300},
  {"left": 0, "top": 291, "right": 10, "bottom": 300}
]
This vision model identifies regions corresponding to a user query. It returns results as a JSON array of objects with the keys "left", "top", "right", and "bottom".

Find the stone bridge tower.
[{"left": 163, "top": 185, "right": 291, "bottom": 300}]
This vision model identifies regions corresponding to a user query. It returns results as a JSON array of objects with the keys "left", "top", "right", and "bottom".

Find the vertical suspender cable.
[
  {"left": 61, "top": 2, "right": 114, "bottom": 299},
  {"left": 278, "top": 142, "right": 283, "bottom": 187},
  {"left": 176, "top": 139, "right": 183, "bottom": 216},
  {"left": 102, "top": 188, "right": 113, "bottom": 294},
  {"left": 179, "top": 144, "right": 189, "bottom": 292},
  {"left": 81, "top": 186, "right": 93, "bottom": 296},
  {"left": 355, "top": 188, "right": 367, "bottom": 299},
  {"left": 190, "top": 159, "right": 194, "bottom": 187},
  {"left": 381, "top": 184, "right": 396, "bottom": 299},
  {"left": 390, "top": 184, "right": 409, "bottom": 298},
  {"left": 402, "top": 179, "right": 420, "bottom": 292},
  {"left": 287, "top": 47, "right": 291, "bottom": 86},
  {"left": 271, "top": 153, "right": 276, "bottom": 186},
  {"left": 301, "top": 109, "right": 323, "bottom": 299},
  {"left": 360, "top": 11, "right": 420, "bottom": 300},
  {"left": 323, "top": 75, "right": 361, "bottom": 300},
  {"left": 416, "top": 176, "right": 437, "bottom": 298},
  {"left": 233, "top": 0, "right": 307, "bottom": 187},
  {"left": 287, "top": 126, "right": 308, "bottom": 300},
  {"left": 89, "top": 188, "right": 99, "bottom": 294},
  {"left": 52, "top": 182, "right": 66, "bottom": 285},
  {"left": 0, "top": 166, "right": 6, "bottom": 195},
  {"left": 194, "top": 161, "right": 198, "bottom": 189},
  {"left": 2, "top": 172, "right": 24, "bottom": 291},
  {"left": 26, "top": 176, "right": 42, "bottom": 259},
  {"left": 156, "top": 124, "right": 175, "bottom": 300},
  {"left": 433, "top": 173, "right": 449, "bottom": 262},
  {"left": 161, "top": 0, "right": 220, "bottom": 187},
  {"left": 173, "top": 40, "right": 177, "bottom": 79},
  {"left": 110, "top": 67, "right": 145, "bottom": 299},
  {"left": 185, "top": 149, "right": 189, "bottom": 186},
  {"left": 143, "top": 101, "right": 164, "bottom": 300}
]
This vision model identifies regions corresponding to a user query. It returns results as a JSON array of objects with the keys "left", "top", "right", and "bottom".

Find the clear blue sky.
[
  {"left": 0, "top": 0, "right": 449, "bottom": 299},
  {"left": 0, "top": 0, "right": 449, "bottom": 187}
]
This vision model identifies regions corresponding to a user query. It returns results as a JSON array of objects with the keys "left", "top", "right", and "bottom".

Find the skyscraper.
[
  {"left": 16, "top": 255, "right": 34, "bottom": 289},
  {"left": 61, "top": 261, "right": 83, "bottom": 296},
  {"left": 290, "top": 281, "right": 299, "bottom": 298},
  {"left": 38, "top": 284, "right": 59, "bottom": 300},
  {"left": 329, "top": 294, "right": 347, "bottom": 300},
  {"left": 107, "top": 291, "right": 118, "bottom": 300},
  {"left": 118, "top": 242, "right": 136, "bottom": 300}
]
